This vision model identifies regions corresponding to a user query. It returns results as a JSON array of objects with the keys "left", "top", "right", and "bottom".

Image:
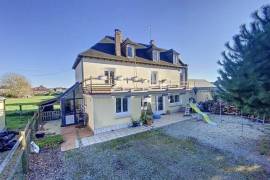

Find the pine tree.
[{"left": 216, "top": 5, "right": 270, "bottom": 118}]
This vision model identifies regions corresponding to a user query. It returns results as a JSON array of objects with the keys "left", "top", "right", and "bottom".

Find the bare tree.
[{"left": 0, "top": 73, "right": 32, "bottom": 98}]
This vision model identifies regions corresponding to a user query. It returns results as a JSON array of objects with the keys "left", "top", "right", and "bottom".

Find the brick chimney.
[{"left": 115, "top": 29, "right": 122, "bottom": 56}]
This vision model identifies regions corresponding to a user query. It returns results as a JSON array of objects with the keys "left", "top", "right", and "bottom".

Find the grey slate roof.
[{"left": 73, "top": 35, "right": 187, "bottom": 69}]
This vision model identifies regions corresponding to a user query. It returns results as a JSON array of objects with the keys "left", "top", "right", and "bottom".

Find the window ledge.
[
  {"left": 169, "top": 103, "right": 181, "bottom": 107},
  {"left": 115, "top": 112, "right": 130, "bottom": 119}
]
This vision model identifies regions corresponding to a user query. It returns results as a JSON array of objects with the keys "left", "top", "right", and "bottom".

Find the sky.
[{"left": 0, "top": 0, "right": 269, "bottom": 88}]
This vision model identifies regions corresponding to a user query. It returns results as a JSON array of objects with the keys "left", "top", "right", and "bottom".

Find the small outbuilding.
[
  {"left": 0, "top": 97, "right": 6, "bottom": 130},
  {"left": 188, "top": 79, "right": 216, "bottom": 102},
  {"left": 38, "top": 82, "right": 85, "bottom": 127}
]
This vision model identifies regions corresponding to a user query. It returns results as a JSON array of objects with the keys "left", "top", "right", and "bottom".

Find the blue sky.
[{"left": 0, "top": 0, "right": 269, "bottom": 88}]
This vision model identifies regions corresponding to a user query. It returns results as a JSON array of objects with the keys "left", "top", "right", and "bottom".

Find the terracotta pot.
[{"left": 146, "top": 119, "right": 153, "bottom": 125}]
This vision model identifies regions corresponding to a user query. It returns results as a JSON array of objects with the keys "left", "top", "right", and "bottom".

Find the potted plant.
[
  {"left": 141, "top": 103, "right": 153, "bottom": 125},
  {"left": 131, "top": 118, "right": 140, "bottom": 127}
]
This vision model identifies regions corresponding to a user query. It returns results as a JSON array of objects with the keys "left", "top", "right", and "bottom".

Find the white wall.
[{"left": 0, "top": 100, "right": 5, "bottom": 130}]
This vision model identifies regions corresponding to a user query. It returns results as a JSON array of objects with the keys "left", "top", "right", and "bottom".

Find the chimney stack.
[
  {"left": 115, "top": 29, "right": 122, "bottom": 56},
  {"left": 150, "top": 40, "right": 155, "bottom": 46}
]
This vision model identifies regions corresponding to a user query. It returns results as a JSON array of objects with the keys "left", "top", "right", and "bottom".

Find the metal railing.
[
  {"left": 82, "top": 77, "right": 189, "bottom": 94},
  {"left": 40, "top": 110, "right": 61, "bottom": 121}
]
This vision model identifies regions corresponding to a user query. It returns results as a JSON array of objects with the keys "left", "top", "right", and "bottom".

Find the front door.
[{"left": 156, "top": 95, "right": 164, "bottom": 114}]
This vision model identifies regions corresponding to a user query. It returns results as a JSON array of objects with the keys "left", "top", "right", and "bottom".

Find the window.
[
  {"left": 127, "top": 45, "right": 134, "bottom": 58},
  {"left": 169, "top": 95, "right": 180, "bottom": 104},
  {"left": 105, "top": 70, "right": 115, "bottom": 85},
  {"left": 115, "top": 97, "right": 129, "bottom": 115},
  {"left": 151, "top": 71, "right": 158, "bottom": 85},
  {"left": 173, "top": 54, "right": 178, "bottom": 64},
  {"left": 152, "top": 50, "right": 160, "bottom": 61},
  {"left": 180, "top": 68, "right": 186, "bottom": 86},
  {"left": 175, "top": 95, "right": 179, "bottom": 103}
]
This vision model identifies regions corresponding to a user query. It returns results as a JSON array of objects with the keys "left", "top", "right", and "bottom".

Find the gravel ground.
[
  {"left": 162, "top": 114, "right": 270, "bottom": 172},
  {"left": 63, "top": 130, "right": 267, "bottom": 179},
  {"left": 27, "top": 148, "right": 66, "bottom": 180},
  {"left": 26, "top": 115, "right": 270, "bottom": 179}
]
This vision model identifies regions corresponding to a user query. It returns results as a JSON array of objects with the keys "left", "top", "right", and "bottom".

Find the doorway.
[{"left": 155, "top": 95, "right": 165, "bottom": 114}]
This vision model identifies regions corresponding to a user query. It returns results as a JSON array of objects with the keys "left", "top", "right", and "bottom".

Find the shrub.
[{"left": 36, "top": 135, "right": 64, "bottom": 148}]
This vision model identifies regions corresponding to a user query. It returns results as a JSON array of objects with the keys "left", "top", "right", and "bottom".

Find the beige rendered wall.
[
  {"left": 81, "top": 57, "right": 180, "bottom": 88},
  {"left": 0, "top": 100, "right": 5, "bottom": 130},
  {"left": 90, "top": 95, "right": 141, "bottom": 130},
  {"left": 83, "top": 94, "right": 94, "bottom": 131},
  {"left": 75, "top": 61, "right": 83, "bottom": 83},
  {"left": 195, "top": 90, "right": 213, "bottom": 102}
]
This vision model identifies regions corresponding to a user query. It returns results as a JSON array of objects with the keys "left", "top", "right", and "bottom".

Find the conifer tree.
[{"left": 216, "top": 5, "right": 270, "bottom": 118}]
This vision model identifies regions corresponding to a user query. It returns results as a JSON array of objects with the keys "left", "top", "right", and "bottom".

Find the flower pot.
[{"left": 146, "top": 119, "right": 153, "bottom": 125}]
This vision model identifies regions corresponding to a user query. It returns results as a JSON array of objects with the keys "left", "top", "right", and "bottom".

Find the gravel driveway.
[
  {"left": 26, "top": 115, "right": 270, "bottom": 179},
  {"left": 162, "top": 114, "right": 270, "bottom": 172}
]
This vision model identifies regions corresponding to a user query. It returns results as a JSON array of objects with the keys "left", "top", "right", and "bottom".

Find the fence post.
[{"left": 20, "top": 130, "right": 29, "bottom": 174}]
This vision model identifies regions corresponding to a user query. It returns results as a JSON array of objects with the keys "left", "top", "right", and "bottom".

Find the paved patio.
[
  {"left": 42, "top": 120, "right": 61, "bottom": 135},
  {"left": 61, "top": 125, "right": 93, "bottom": 151},
  {"left": 61, "top": 112, "right": 192, "bottom": 151}
]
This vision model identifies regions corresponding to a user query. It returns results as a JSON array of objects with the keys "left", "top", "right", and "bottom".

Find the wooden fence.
[
  {"left": 39, "top": 110, "right": 61, "bottom": 121},
  {"left": 0, "top": 112, "right": 39, "bottom": 179}
]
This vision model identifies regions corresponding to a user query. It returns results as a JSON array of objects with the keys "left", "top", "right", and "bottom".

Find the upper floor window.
[
  {"left": 127, "top": 45, "right": 135, "bottom": 58},
  {"left": 173, "top": 54, "right": 178, "bottom": 64},
  {"left": 104, "top": 70, "right": 115, "bottom": 85},
  {"left": 151, "top": 71, "right": 158, "bottom": 85},
  {"left": 152, "top": 50, "right": 160, "bottom": 61},
  {"left": 180, "top": 68, "right": 186, "bottom": 86}
]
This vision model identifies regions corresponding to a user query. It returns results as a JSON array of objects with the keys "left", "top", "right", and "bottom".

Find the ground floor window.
[
  {"left": 169, "top": 94, "right": 180, "bottom": 104},
  {"left": 116, "top": 97, "right": 129, "bottom": 115}
]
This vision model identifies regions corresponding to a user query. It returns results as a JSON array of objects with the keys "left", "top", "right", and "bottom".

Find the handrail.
[{"left": 82, "top": 81, "right": 188, "bottom": 95}]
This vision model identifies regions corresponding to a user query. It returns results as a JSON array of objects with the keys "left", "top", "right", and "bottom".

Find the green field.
[
  {"left": 5, "top": 95, "right": 56, "bottom": 130},
  {"left": 5, "top": 95, "right": 56, "bottom": 112}
]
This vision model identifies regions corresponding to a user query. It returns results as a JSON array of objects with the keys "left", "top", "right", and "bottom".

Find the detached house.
[{"left": 49, "top": 29, "right": 191, "bottom": 134}]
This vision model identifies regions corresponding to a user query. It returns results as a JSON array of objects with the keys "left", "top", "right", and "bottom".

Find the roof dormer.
[
  {"left": 173, "top": 53, "right": 179, "bottom": 64},
  {"left": 121, "top": 38, "right": 137, "bottom": 58},
  {"left": 152, "top": 50, "right": 160, "bottom": 62},
  {"left": 126, "top": 44, "right": 135, "bottom": 58}
]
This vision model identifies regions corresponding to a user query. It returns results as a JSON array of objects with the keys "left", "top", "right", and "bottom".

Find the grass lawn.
[
  {"left": 5, "top": 95, "right": 56, "bottom": 112},
  {"left": 5, "top": 95, "right": 57, "bottom": 130},
  {"left": 36, "top": 135, "right": 64, "bottom": 148},
  {"left": 63, "top": 130, "right": 268, "bottom": 179}
]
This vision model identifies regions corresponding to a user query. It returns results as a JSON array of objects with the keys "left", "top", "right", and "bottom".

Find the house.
[
  {"left": 50, "top": 87, "right": 67, "bottom": 95},
  {"left": 188, "top": 79, "right": 216, "bottom": 102},
  {"left": 46, "top": 29, "right": 191, "bottom": 134},
  {"left": 0, "top": 97, "right": 5, "bottom": 131},
  {"left": 32, "top": 85, "right": 50, "bottom": 95}
]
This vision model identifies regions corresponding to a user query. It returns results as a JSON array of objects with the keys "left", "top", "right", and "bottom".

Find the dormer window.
[
  {"left": 127, "top": 45, "right": 135, "bottom": 58},
  {"left": 152, "top": 50, "right": 160, "bottom": 61},
  {"left": 173, "top": 53, "right": 178, "bottom": 64}
]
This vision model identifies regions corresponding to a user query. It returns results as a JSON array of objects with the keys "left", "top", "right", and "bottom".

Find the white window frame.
[
  {"left": 115, "top": 97, "right": 130, "bottom": 117},
  {"left": 152, "top": 50, "right": 160, "bottom": 61},
  {"left": 173, "top": 53, "right": 178, "bottom": 64},
  {"left": 150, "top": 71, "right": 158, "bottom": 85},
  {"left": 126, "top": 45, "right": 135, "bottom": 58},
  {"left": 169, "top": 94, "right": 180, "bottom": 105},
  {"left": 104, "top": 70, "right": 115, "bottom": 85}
]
